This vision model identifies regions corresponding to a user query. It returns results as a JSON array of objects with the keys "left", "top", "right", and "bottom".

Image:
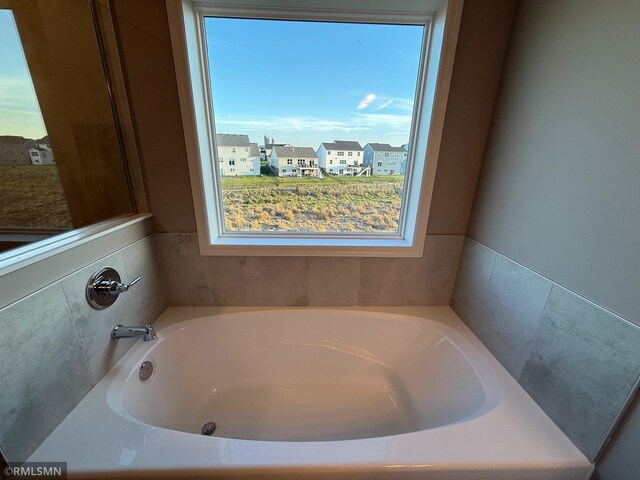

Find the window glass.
[{"left": 205, "top": 17, "right": 422, "bottom": 233}]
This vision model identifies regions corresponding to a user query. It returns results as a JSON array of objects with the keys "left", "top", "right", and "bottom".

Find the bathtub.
[{"left": 29, "top": 307, "right": 592, "bottom": 479}]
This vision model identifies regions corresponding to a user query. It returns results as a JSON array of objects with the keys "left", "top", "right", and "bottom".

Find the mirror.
[{"left": 0, "top": 0, "right": 138, "bottom": 255}]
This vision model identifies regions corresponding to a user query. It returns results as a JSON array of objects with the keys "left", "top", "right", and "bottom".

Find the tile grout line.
[
  {"left": 529, "top": 282, "right": 553, "bottom": 342},
  {"left": 518, "top": 283, "right": 554, "bottom": 382},
  {"left": 485, "top": 247, "right": 498, "bottom": 294},
  {"left": 466, "top": 236, "right": 638, "bottom": 329},
  {"left": 60, "top": 281, "right": 96, "bottom": 386}
]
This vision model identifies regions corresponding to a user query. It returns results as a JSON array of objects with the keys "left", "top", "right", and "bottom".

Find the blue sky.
[
  {"left": 0, "top": 10, "right": 47, "bottom": 139},
  {"left": 204, "top": 17, "right": 423, "bottom": 148}
]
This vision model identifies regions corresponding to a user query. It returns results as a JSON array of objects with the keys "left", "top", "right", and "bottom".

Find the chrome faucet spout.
[{"left": 111, "top": 324, "right": 156, "bottom": 342}]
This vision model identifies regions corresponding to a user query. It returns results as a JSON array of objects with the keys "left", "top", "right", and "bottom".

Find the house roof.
[
  {"left": 320, "top": 140, "right": 363, "bottom": 151},
  {"left": 37, "top": 135, "right": 49, "bottom": 144},
  {"left": 0, "top": 135, "right": 28, "bottom": 145},
  {"left": 216, "top": 133, "right": 251, "bottom": 147},
  {"left": 365, "top": 142, "right": 407, "bottom": 152},
  {"left": 249, "top": 143, "right": 260, "bottom": 157},
  {"left": 273, "top": 146, "right": 317, "bottom": 158},
  {"left": 28, "top": 146, "right": 47, "bottom": 152}
]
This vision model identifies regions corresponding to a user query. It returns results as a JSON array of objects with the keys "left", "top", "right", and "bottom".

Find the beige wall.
[
  {"left": 427, "top": 0, "right": 516, "bottom": 234},
  {"left": 111, "top": 0, "right": 195, "bottom": 233},
  {"left": 111, "top": 0, "right": 517, "bottom": 237}
]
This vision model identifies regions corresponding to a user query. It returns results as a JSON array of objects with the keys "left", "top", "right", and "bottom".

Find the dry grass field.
[
  {"left": 0, "top": 167, "right": 403, "bottom": 232},
  {"left": 0, "top": 165, "right": 73, "bottom": 228},
  {"left": 221, "top": 175, "right": 405, "bottom": 232}
]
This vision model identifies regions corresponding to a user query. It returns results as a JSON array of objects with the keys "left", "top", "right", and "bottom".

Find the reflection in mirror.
[
  {"left": 0, "top": 0, "right": 135, "bottom": 255},
  {"left": 0, "top": 9, "right": 72, "bottom": 246}
]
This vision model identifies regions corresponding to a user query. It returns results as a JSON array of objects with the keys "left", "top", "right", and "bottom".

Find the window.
[
  {"left": 169, "top": 0, "right": 462, "bottom": 256},
  {"left": 229, "top": 160, "right": 235, "bottom": 165},
  {"left": 384, "top": 152, "right": 390, "bottom": 157},
  {"left": 298, "top": 159, "right": 304, "bottom": 166},
  {"left": 348, "top": 152, "right": 352, "bottom": 156},
  {"left": 287, "top": 159, "right": 293, "bottom": 165},
  {"left": 240, "top": 158, "right": 246, "bottom": 162},
  {"left": 31, "top": 151, "right": 38, "bottom": 157},
  {"left": 377, "top": 161, "right": 383, "bottom": 167},
  {"left": 340, "top": 160, "right": 347, "bottom": 165}
]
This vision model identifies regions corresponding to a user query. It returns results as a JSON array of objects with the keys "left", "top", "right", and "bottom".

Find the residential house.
[
  {"left": 401, "top": 143, "right": 409, "bottom": 174},
  {"left": 25, "top": 136, "right": 55, "bottom": 165},
  {"left": 363, "top": 143, "right": 408, "bottom": 175},
  {"left": 0, "top": 135, "right": 30, "bottom": 166},
  {"left": 262, "top": 142, "right": 291, "bottom": 161},
  {"left": 316, "top": 140, "right": 369, "bottom": 176},
  {"left": 269, "top": 146, "right": 319, "bottom": 177},
  {"left": 216, "top": 133, "right": 260, "bottom": 176}
]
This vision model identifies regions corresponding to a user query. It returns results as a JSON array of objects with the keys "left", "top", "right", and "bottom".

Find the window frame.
[{"left": 167, "top": 0, "right": 462, "bottom": 257}]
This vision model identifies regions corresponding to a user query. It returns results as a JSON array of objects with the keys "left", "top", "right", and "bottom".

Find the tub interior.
[{"left": 114, "top": 311, "right": 489, "bottom": 442}]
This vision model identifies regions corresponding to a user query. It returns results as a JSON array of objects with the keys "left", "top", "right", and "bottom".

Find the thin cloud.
[
  {"left": 217, "top": 116, "right": 366, "bottom": 133},
  {"left": 355, "top": 113, "right": 412, "bottom": 128},
  {"left": 216, "top": 113, "right": 412, "bottom": 133},
  {"left": 391, "top": 98, "right": 415, "bottom": 111},
  {"left": 357, "top": 93, "right": 377, "bottom": 110},
  {"left": 377, "top": 98, "right": 395, "bottom": 110}
]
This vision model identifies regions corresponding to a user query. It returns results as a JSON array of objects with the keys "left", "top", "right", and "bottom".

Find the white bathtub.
[{"left": 30, "top": 307, "right": 592, "bottom": 479}]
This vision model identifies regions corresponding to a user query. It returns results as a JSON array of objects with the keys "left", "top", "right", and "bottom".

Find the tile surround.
[
  {"left": 0, "top": 284, "right": 93, "bottom": 463},
  {"left": 358, "top": 235, "right": 464, "bottom": 305},
  {"left": 451, "top": 237, "right": 496, "bottom": 330},
  {"left": 0, "top": 235, "right": 165, "bottom": 463},
  {"left": 475, "top": 255, "right": 552, "bottom": 378},
  {"left": 155, "top": 233, "right": 464, "bottom": 306},
  {"left": 155, "top": 233, "right": 212, "bottom": 305},
  {"left": 121, "top": 236, "right": 167, "bottom": 328},
  {"left": 208, "top": 255, "right": 310, "bottom": 306},
  {"left": 593, "top": 391, "right": 640, "bottom": 480},
  {"left": 61, "top": 252, "right": 140, "bottom": 382},
  {"left": 520, "top": 285, "right": 640, "bottom": 460},
  {"left": 452, "top": 237, "right": 640, "bottom": 461},
  {"left": 308, "top": 256, "right": 361, "bottom": 306}
]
